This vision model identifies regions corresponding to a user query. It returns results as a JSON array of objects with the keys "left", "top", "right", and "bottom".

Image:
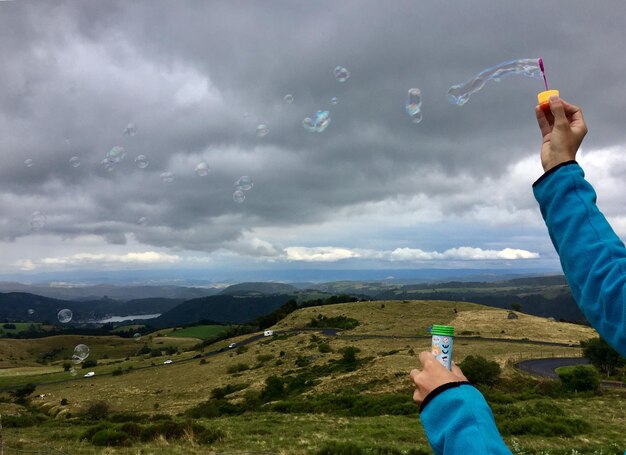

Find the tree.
[
  {"left": 510, "top": 303, "right": 521, "bottom": 312},
  {"left": 458, "top": 355, "right": 501, "bottom": 386},
  {"left": 581, "top": 337, "right": 626, "bottom": 376}
]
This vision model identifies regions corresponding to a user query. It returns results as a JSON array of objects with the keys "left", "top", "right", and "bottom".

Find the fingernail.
[{"left": 549, "top": 95, "right": 559, "bottom": 102}]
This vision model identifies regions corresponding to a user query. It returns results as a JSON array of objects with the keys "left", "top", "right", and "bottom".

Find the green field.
[
  {"left": 163, "top": 324, "right": 230, "bottom": 339},
  {"left": 0, "top": 322, "right": 43, "bottom": 336},
  {"left": 1, "top": 299, "right": 624, "bottom": 454}
]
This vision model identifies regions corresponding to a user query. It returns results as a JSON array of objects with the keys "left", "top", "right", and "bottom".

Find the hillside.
[
  {"left": 151, "top": 293, "right": 296, "bottom": 327},
  {"left": 218, "top": 282, "right": 298, "bottom": 295}
]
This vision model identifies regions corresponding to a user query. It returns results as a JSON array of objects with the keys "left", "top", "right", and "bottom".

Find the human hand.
[
  {"left": 535, "top": 96, "right": 587, "bottom": 172},
  {"left": 409, "top": 351, "right": 468, "bottom": 405}
]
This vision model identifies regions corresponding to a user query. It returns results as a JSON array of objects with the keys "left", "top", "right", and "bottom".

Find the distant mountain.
[
  {"left": 0, "top": 292, "right": 184, "bottom": 322},
  {"left": 0, "top": 282, "right": 219, "bottom": 302},
  {"left": 218, "top": 282, "right": 298, "bottom": 296},
  {"left": 151, "top": 294, "right": 295, "bottom": 328}
]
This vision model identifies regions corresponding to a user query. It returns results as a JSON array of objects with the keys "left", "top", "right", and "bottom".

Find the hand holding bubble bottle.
[{"left": 537, "top": 58, "right": 559, "bottom": 109}]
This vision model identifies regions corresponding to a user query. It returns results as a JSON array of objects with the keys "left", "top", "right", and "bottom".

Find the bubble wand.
[{"left": 537, "top": 57, "right": 559, "bottom": 108}]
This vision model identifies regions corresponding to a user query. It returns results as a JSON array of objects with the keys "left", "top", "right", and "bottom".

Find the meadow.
[{"left": 1, "top": 299, "right": 624, "bottom": 454}]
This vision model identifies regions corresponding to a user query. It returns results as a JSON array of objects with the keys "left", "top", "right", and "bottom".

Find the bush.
[
  {"left": 1, "top": 414, "right": 45, "bottom": 428},
  {"left": 112, "top": 367, "right": 124, "bottom": 376},
  {"left": 459, "top": 355, "right": 501, "bottom": 386},
  {"left": 256, "top": 354, "right": 273, "bottom": 363},
  {"left": 83, "top": 400, "right": 111, "bottom": 420},
  {"left": 318, "top": 343, "right": 332, "bottom": 353},
  {"left": 306, "top": 315, "right": 359, "bottom": 330},
  {"left": 558, "top": 365, "right": 600, "bottom": 392},
  {"left": 82, "top": 359, "right": 98, "bottom": 369},
  {"left": 316, "top": 441, "right": 365, "bottom": 455},
  {"left": 61, "top": 398, "right": 68, "bottom": 406},
  {"left": 196, "top": 427, "right": 225, "bottom": 445},
  {"left": 227, "top": 363, "right": 249, "bottom": 374},
  {"left": 91, "top": 429, "right": 131, "bottom": 447}
]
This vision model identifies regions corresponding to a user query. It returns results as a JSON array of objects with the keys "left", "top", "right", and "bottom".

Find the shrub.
[
  {"left": 83, "top": 400, "right": 111, "bottom": 421},
  {"left": 112, "top": 368, "right": 124, "bottom": 376},
  {"left": 236, "top": 346, "right": 249, "bottom": 355},
  {"left": 1, "top": 414, "right": 44, "bottom": 428},
  {"left": 261, "top": 375, "right": 286, "bottom": 402},
  {"left": 196, "top": 427, "right": 225, "bottom": 445},
  {"left": 295, "top": 355, "right": 311, "bottom": 367},
  {"left": 119, "top": 422, "right": 142, "bottom": 438},
  {"left": 10, "top": 383, "right": 36, "bottom": 399},
  {"left": 306, "top": 315, "right": 359, "bottom": 330},
  {"left": 60, "top": 398, "right": 68, "bottom": 406},
  {"left": 82, "top": 359, "right": 98, "bottom": 369},
  {"left": 316, "top": 441, "right": 365, "bottom": 455},
  {"left": 257, "top": 354, "right": 273, "bottom": 363},
  {"left": 91, "top": 429, "right": 131, "bottom": 447},
  {"left": 318, "top": 343, "right": 332, "bottom": 353},
  {"left": 459, "top": 355, "right": 501, "bottom": 386},
  {"left": 227, "top": 363, "right": 249, "bottom": 374},
  {"left": 558, "top": 365, "right": 600, "bottom": 392}
]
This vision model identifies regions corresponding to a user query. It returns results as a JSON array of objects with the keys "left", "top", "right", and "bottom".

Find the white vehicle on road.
[
  {"left": 84, "top": 371, "right": 95, "bottom": 378},
  {"left": 228, "top": 342, "right": 237, "bottom": 348},
  {"left": 163, "top": 359, "right": 173, "bottom": 364}
]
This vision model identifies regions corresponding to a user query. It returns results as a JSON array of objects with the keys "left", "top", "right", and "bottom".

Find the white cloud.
[
  {"left": 284, "top": 247, "right": 361, "bottom": 262},
  {"left": 32, "top": 251, "right": 181, "bottom": 268}
]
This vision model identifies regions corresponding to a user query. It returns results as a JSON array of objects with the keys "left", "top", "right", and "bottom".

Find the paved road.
[{"left": 516, "top": 356, "right": 589, "bottom": 379}]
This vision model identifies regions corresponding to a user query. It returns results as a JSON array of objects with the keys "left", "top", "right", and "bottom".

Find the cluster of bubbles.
[
  {"left": 72, "top": 343, "right": 90, "bottom": 364},
  {"left": 133, "top": 332, "right": 142, "bottom": 341},
  {"left": 406, "top": 88, "right": 423, "bottom": 124},
  {"left": 160, "top": 171, "right": 175, "bottom": 183},
  {"left": 57, "top": 308, "right": 73, "bottom": 323},
  {"left": 303, "top": 111, "right": 331, "bottom": 133},
  {"left": 24, "top": 158, "right": 34, "bottom": 168},
  {"left": 233, "top": 175, "right": 254, "bottom": 203},
  {"left": 29, "top": 211, "right": 47, "bottom": 231},
  {"left": 69, "top": 156, "right": 81, "bottom": 168},
  {"left": 123, "top": 122, "right": 138, "bottom": 137},
  {"left": 101, "top": 145, "right": 126, "bottom": 171}
]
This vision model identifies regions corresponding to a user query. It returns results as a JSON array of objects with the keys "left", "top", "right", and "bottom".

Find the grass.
[
  {"left": 163, "top": 325, "right": 230, "bottom": 340},
  {"left": 0, "top": 322, "right": 43, "bottom": 336}
]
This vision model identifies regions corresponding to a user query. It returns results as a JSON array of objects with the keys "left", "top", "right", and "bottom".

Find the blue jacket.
[{"left": 420, "top": 161, "right": 626, "bottom": 454}]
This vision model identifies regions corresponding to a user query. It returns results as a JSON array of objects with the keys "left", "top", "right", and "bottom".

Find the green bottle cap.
[{"left": 431, "top": 325, "right": 454, "bottom": 337}]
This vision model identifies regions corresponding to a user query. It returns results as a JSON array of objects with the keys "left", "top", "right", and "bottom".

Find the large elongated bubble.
[
  {"left": 446, "top": 58, "right": 542, "bottom": 106},
  {"left": 302, "top": 111, "right": 331, "bottom": 133}
]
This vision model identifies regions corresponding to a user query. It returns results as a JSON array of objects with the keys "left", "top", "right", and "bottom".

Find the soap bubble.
[
  {"left": 137, "top": 217, "right": 147, "bottom": 226},
  {"left": 24, "top": 158, "right": 34, "bottom": 167},
  {"left": 29, "top": 211, "right": 47, "bottom": 231},
  {"left": 284, "top": 94, "right": 294, "bottom": 104},
  {"left": 331, "top": 97, "right": 339, "bottom": 105},
  {"left": 28, "top": 309, "right": 35, "bottom": 315},
  {"left": 133, "top": 333, "right": 142, "bottom": 341},
  {"left": 233, "top": 190, "right": 246, "bottom": 203},
  {"left": 69, "top": 156, "right": 81, "bottom": 168},
  {"left": 446, "top": 58, "right": 542, "bottom": 106},
  {"left": 69, "top": 368, "right": 77, "bottom": 376},
  {"left": 406, "top": 88, "right": 423, "bottom": 124},
  {"left": 135, "top": 155, "right": 149, "bottom": 169},
  {"left": 160, "top": 171, "right": 175, "bottom": 183},
  {"left": 235, "top": 176, "right": 253, "bottom": 191},
  {"left": 195, "top": 162, "right": 210, "bottom": 177},
  {"left": 302, "top": 111, "right": 331, "bottom": 133},
  {"left": 73, "top": 344, "right": 90, "bottom": 363},
  {"left": 57, "top": 309, "right": 73, "bottom": 323},
  {"left": 123, "top": 122, "right": 138, "bottom": 136},
  {"left": 106, "top": 146, "right": 126, "bottom": 163},
  {"left": 256, "top": 124, "right": 269, "bottom": 137},
  {"left": 334, "top": 66, "right": 350, "bottom": 82},
  {"left": 101, "top": 158, "right": 115, "bottom": 171}
]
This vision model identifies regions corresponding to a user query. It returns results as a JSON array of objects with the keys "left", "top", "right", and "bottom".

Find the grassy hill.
[{"left": 1, "top": 299, "right": 623, "bottom": 454}]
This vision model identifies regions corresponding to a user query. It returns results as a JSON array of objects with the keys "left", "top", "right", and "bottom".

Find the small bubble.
[
  {"left": 195, "top": 162, "right": 210, "bottom": 177},
  {"left": 28, "top": 309, "right": 35, "bottom": 315},
  {"left": 106, "top": 146, "right": 126, "bottom": 163},
  {"left": 284, "top": 94, "right": 294, "bottom": 104},
  {"left": 69, "top": 156, "right": 81, "bottom": 168},
  {"left": 73, "top": 344, "right": 90, "bottom": 363},
  {"left": 160, "top": 171, "right": 174, "bottom": 183},
  {"left": 69, "top": 368, "right": 77, "bottom": 377},
  {"left": 101, "top": 158, "right": 115, "bottom": 171},
  {"left": 302, "top": 111, "right": 331, "bottom": 133},
  {"left": 137, "top": 217, "right": 147, "bottom": 226},
  {"left": 29, "top": 211, "right": 47, "bottom": 231},
  {"left": 406, "top": 88, "right": 423, "bottom": 124},
  {"left": 334, "top": 66, "right": 350, "bottom": 82},
  {"left": 233, "top": 190, "right": 246, "bottom": 203},
  {"left": 134, "top": 155, "right": 149, "bottom": 169},
  {"left": 24, "top": 158, "right": 34, "bottom": 168},
  {"left": 57, "top": 309, "right": 73, "bottom": 323},
  {"left": 256, "top": 124, "right": 269, "bottom": 137},
  {"left": 133, "top": 333, "right": 142, "bottom": 342},
  {"left": 123, "top": 122, "right": 138, "bottom": 136},
  {"left": 235, "top": 176, "right": 253, "bottom": 191},
  {"left": 331, "top": 97, "right": 339, "bottom": 105}
]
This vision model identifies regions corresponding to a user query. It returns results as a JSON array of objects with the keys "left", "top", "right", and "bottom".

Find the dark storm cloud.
[{"left": 1, "top": 0, "right": 625, "bottom": 259}]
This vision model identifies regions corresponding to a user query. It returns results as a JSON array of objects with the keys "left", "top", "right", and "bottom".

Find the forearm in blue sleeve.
[
  {"left": 420, "top": 383, "right": 511, "bottom": 455},
  {"left": 533, "top": 161, "right": 626, "bottom": 357}
]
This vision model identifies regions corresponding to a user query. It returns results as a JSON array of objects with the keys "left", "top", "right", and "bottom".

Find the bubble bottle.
[
  {"left": 537, "top": 58, "right": 559, "bottom": 109},
  {"left": 431, "top": 325, "right": 454, "bottom": 370}
]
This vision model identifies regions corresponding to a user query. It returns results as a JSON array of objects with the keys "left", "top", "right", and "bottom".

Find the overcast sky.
[{"left": 1, "top": 0, "right": 626, "bottom": 280}]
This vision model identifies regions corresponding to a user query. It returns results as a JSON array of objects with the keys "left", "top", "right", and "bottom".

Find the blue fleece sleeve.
[
  {"left": 420, "top": 384, "right": 511, "bottom": 454},
  {"left": 533, "top": 161, "right": 626, "bottom": 357}
]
